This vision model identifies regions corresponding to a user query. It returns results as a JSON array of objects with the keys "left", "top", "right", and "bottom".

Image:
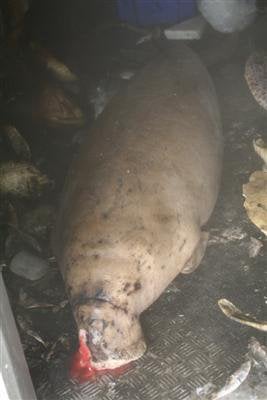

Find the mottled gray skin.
[{"left": 54, "top": 45, "right": 223, "bottom": 369}]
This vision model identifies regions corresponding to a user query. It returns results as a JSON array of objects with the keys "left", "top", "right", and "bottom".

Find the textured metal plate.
[{"left": 42, "top": 254, "right": 265, "bottom": 400}]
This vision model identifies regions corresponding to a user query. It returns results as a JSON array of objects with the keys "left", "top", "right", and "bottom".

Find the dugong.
[{"left": 54, "top": 44, "right": 223, "bottom": 371}]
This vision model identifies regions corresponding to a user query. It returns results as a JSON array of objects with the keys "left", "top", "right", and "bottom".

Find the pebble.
[{"left": 9, "top": 250, "right": 49, "bottom": 281}]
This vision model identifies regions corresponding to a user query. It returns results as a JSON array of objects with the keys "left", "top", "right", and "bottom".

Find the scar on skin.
[
  {"left": 123, "top": 283, "right": 131, "bottom": 292},
  {"left": 123, "top": 281, "right": 142, "bottom": 295},
  {"left": 134, "top": 281, "right": 141, "bottom": 291},
  {"left": 179, "top": 239, "right": 186, "bottom": 252}
]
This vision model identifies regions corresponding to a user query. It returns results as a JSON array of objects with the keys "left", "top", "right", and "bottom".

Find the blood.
[
  {"left": 69, "top": 330, "right": 131, "bottom": 383},
  {"left": 69, "top": 332, "right": 96, "bottom": 383}
]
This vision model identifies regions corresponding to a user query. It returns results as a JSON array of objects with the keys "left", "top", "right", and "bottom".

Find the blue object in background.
[{"left": 117, "top": 0, "right": 197, "bottom": 26}]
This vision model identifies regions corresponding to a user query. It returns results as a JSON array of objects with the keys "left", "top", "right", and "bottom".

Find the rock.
[
  {"left": 5, "top": 232, "right": 42, "bottom": 260},
  {"left": 9, "top": 251, "right": 49, "bottom": 280},
  {"left": 197, "top": 0, "right": 256, "bottom": 33},
  {"left": 0, "top": 161, "right": 52, "bottom": 198}
]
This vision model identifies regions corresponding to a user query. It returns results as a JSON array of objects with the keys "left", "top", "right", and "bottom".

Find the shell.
[
  {"left": 245, "top": 51, "right": 267, "bottom": 111},
  {"left": 36, "top": 84, "right": 85, "bottom": 128},
  {"left": 253, "top": 137, "right": 267, "bottom": 169},
  {"left": 243, "top": 170, "right": 267, "bottom": 236},
  {"left": 45, "top": 53, "right": 78, "bottom": 83},
  {"left": 31, "top": 42, "right": 78, "bottom": 83},
  {"left": 0, "top": 161, "right": 52, "bottom": 198},
  {"left": 2, "top": 125, "right": 31, "bottom": 161}
]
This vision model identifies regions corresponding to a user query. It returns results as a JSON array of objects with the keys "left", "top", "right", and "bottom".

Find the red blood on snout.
[
  {"left": 69, "top": 333, "right": 95, "bottom": 382},
  {"left": 69, "top": 330, "right": 131, "bottom": 383}
]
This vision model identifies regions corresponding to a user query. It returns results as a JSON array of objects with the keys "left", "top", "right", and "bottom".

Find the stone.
[{"left": 9, "top": 251, "right": 49, "bottom": 281}]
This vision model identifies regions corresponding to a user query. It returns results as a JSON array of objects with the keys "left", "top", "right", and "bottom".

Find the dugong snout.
[{"left": 74, "top": 300, "right": 146, "bottom": 369}]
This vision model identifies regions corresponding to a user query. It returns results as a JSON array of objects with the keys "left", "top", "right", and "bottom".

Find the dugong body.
[{"left": 54, "top": 45, "right": 223, "bottom": 370}]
